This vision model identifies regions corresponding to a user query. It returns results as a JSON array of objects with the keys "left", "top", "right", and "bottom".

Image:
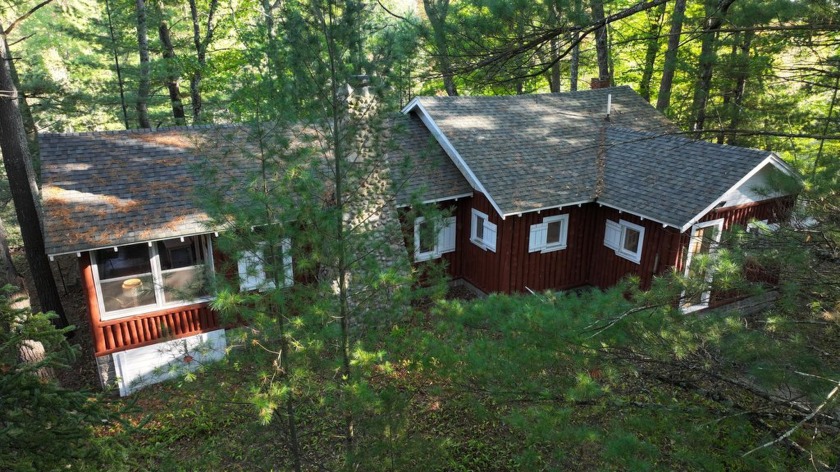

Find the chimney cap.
[{"left": 349, "top": 74, "right": 370, "bottom": 87}]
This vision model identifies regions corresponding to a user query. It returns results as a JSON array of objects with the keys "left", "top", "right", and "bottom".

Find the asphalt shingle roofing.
[
  {"left": 39, "top": 86, "right": 793, "bottom": 255},
  {"left": 599, "top": 128, "right": 777, "bottom": 228},
  {"left": 40, "top": 125, "right": 257, "bottom": 255},
  {"left": 389, "top": 113, "right": 473, "bottom": 206},
  {"left": 411, "top": 86, "right": 676, "bottom": 216},
  {"left": 39, "top": 116, "right": 467, "bottom": 255}
]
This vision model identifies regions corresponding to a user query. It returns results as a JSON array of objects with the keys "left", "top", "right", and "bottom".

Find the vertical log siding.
[{"left": 407, "top": 193, "right": 793, "bottom": 297}]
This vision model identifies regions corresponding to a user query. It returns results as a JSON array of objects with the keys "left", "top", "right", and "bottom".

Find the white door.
[{"left": 681, "top": 219, "right": 724, "bottom": 313}]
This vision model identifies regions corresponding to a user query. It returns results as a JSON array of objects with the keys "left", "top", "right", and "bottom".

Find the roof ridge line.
[{"left": 38, "top": 123, "right": 242, "bottom": 137}]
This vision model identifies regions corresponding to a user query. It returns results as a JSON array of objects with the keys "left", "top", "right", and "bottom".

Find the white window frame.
[
  {"left": 91, "top": 235, "right": 215, "bottom": 322},
  {"left": 529, "top": 214, "right": 569, "bottom": 253},
  {"left": 604, "top": 219, "right": 645, "bottom": 264},
  {"left": 681, "top": 218, "right": 724, "bottom": 313},
  {"left": 414, "top": 216, "right": 456, "bottom": 262},
  {"left": 470, "top": 209, "right": 497, "bottom": 252},
  {"left": 238, "top": 239, "right": 294, "bottom": 292}
]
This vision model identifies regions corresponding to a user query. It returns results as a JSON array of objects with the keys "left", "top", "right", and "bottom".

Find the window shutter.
[
  {"left": 604, "top": 220, "right": 620, "bottom": 250},
  {"left": 438, "top": 217, "right": 456, "bottom": 254},
  {"left": 238, "top": 250, "right": 265, "bottom": 291},
  {"left": 529, "top": 223, "right": 546, "bottom": 253},
  {"left": 485, "top": 220, "right": 498, "bottom": 252},
  {"left": 282, "top": 239, "right": 294, "bottom": 287}
]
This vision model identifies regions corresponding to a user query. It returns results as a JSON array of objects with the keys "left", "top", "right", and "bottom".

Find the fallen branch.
[{"left": 743, "top": 379, "right": 840, "bottom": 457}]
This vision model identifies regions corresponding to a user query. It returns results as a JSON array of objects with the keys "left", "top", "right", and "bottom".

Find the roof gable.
[
  {"left": 404, "top": 87, "right": 798, "bottom": 228},
  {"left": 403, "top": 86, "right": 676, "bottom": 218},
  {"left": 387, "top": 113, "right": 472, "bottom": 207},
  {"left": 597, "top": 128, "right": 796, "bottom": 230}
]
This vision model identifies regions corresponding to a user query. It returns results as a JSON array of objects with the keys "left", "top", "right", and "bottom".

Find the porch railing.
[{"left": 92, "top": 303, "right": 220, "bottom": 356}]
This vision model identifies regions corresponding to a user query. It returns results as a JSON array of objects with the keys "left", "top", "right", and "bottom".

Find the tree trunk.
[
  {"left": 717, "top": 38, "right": 739, "bottom": 143},
  {"left": 3, "top": 49, "right": 39, "bottom": 170},
  {"left": 548, "top": 2, "right": 561, "bottom": 93},
  {"left": 423, "top": 0, "right": 458, "bottom": 96},
  {"left": 549, "top": 37, "right": 561, "bottom": 93},
  {"left": 638, "top": 3, "right": 665, "bottom": 102},
  {"left": 690, "top": 0, "right": 737, "bottom": 133},
  {"left": 725, "top": 30, "right": 753, "bottom": 145},
  {"left": 260, "top": 0, "right": 284, "bottom": 84},
  {"left": 135, "top": 0, "right": 151, "bottom": 129},
  {"left": 570, "top": 32, "right": 580, "bottom": 91},
  {"left": 158, "top": 20, "right": 186, "bottom": 126},
  {"left": 590, "top": 0, "right": 610, "bottom": 83},
  {"left": 189, "top": 0, "right": 220, "bottom": 124},
  {"left": 0, "top": 31, "right": 68, "bottom": 328},
  {"left": 655, "top": 0, "right": 687, "bottom": 112},
  {"left": 570, "top": 0, "right": 582, "bottom": 91},
  {"left": 105, "top": 0, "right": 130, "bottom": 129}
]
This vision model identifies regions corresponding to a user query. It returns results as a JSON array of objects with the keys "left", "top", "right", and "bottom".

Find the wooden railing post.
[{"left": 79, "top": 253, "right": 106, "bottom": 354}]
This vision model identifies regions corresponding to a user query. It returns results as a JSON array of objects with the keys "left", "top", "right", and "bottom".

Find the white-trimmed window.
[
  {"left": 470, "top": 209, "right": 497, "bottom": 252},
  {"left": 238, "top": 239, "right": 294, "bottom": 292},
  {"left": 529, "top": 214, "right": 569, "bottom": 253},
  {"left": 414, "top": 216, "right": 456, "bottom": 262},
  {"left": 604, "top": 219, "right": 645, "bottom": 264},
  {"left": 91, "top": 235, "right": 213, "bottom": 321}
]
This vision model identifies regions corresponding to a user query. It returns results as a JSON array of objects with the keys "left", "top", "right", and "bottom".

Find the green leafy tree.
[{"left": 199, "top": 2, "right": 441, "bottom": 470}]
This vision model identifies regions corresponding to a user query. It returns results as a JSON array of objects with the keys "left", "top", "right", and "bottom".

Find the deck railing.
[{"left": 92, "top": 303, "right": 220, "bottom": 356}]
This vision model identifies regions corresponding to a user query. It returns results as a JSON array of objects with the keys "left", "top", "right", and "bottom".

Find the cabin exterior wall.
[{"left": 414, "top": 193, "right": 682, "bottom": 294}]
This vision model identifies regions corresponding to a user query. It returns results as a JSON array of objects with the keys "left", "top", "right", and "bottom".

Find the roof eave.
[
  {"left": 595, "top": 200, "right": 682, "bottom": 229},
  {"left": 46, "top": 228, "right": 224, "bottom": 258}
]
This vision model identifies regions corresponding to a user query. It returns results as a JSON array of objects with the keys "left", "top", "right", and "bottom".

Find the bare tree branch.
[
  {"left": 4, "top": 0, "right": 54, "bottom": 35},
  {"left": 743, "top": 379, "right": 840, "bottom": 457}
]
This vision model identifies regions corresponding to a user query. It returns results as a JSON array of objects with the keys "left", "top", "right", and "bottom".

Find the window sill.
[
  {"left": 100, "top": 296, "right": 215, "bottom": 322},
  {"left": 541, "top": 244, "right": 567, "bottom": 254},
  {"left": 414, "top": 252, "right": 439, "bottom": 262},
  {"left": 614, "top": 250, "right": 642, "bottom": 264},
  {"left": 470, "top": 238, "right": 490, "bottom": 251}
]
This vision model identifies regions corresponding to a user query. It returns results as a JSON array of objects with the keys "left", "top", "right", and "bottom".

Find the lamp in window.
[{"left": 121, "top": 278, "right": 143, "bottom": 298}]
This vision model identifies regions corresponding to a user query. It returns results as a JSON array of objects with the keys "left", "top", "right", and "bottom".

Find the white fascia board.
[
  {"left": 768, "top": 152, "right": 802, "bottom": 182},
  {"left": 597, "top": 201, "right": 680, "bottom": 229},
  {"left": 395, "top": 192, "right": 474, "bottom": 208},
  {"left": 48, "top": 229, "right": 221, "bottom": 258},
  {"left": 401, "top": 97, "right": 422, "bottom": 114},
  {"left": 406, "top": 101, "right": 507, "bottom": 220},
  {"left": 679, "top": 154, "right": 792, "bottom": 233}
]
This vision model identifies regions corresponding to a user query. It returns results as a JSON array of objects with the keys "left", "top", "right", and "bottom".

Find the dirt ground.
[{"left": 17, "top": 251, "right": 101, "bottom": 390}]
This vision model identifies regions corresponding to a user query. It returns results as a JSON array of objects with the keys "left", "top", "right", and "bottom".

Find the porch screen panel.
[
  {"left": 96, "top": 244, "right": 157, "bottom": 312},
  {"left": 158, "top": 235, "right": 210, "bottom": 303}
]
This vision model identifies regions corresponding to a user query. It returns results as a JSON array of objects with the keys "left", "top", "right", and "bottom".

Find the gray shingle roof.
[
  {"left": 412, "top": 86, "right": 675, "bottom": 215},
  {"left": 599, "top": 127, "right": 777, "bottom": 228},
  {"left": 40, "top": 118, "right": 470, "bottom": 255},
  {"left": 388, "top": 113, "right": 472, "bottom": 206},
  {"left": 40, "top": 125, "right": 257, "bottom": 255}
]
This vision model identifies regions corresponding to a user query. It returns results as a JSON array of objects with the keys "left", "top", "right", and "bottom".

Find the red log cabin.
[
  {"left": 392, "top": 86, "right": 797, "bottom": 305},
  {"left": 39, "top": 87, "right": 797, "bottom": 395}
]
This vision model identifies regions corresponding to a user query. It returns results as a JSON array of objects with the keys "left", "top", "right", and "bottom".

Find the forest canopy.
[{"left": 1, "top": 0, "right": 839, "bottom": 470}]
